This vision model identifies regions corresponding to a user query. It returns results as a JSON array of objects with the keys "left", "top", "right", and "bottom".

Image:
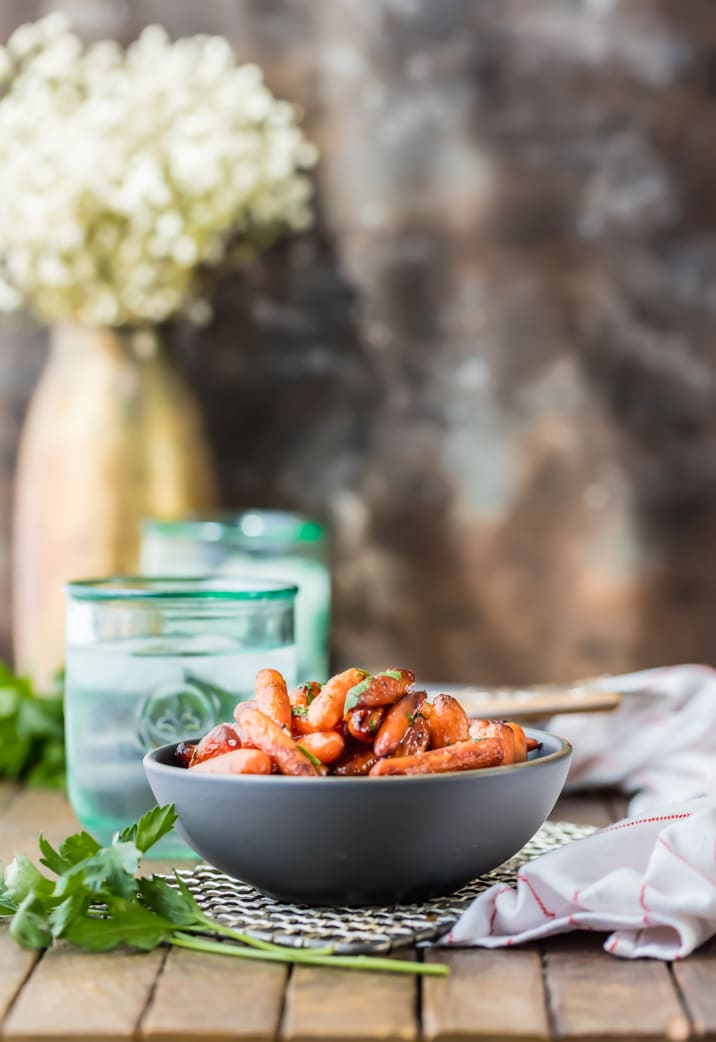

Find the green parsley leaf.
[
  {"left": 138, "top": 876, "right": 202, "bottom": 929},
  {"left": 118, "top": 804, "right": 177, "bottom": 853},
  {"left": 344, "top": 677, "right": 372, "bottom": 713},
  {"left": 47, "top": 873, "right": 91, "bottom": 938},
  {"left": 38, "top": 835, "right": 66, "bottom": 875},
  {"left": 64, "top": 898, "right": 175, "bottom": 953},
  {"left": 59, "top": 831, "right": 101, "bottom": 867},
  {"left": 10, "top": 893, "right": 52, "bottom": 950},
  {"left": 297, "top": 745, "right": 322, "bottom": 768},
  {"left": 368, "top": 716, "right": 379, "bottom": 732},
  {"left": 377, "top": 670, "right": 402, "bottom": 681},
  {"left": 0, "top": 663, "right": 65, "bottom": 788},
  {"left": 0, "top": 864, "right": 17, "bottom": 916},
  {"left": 73, "top": 842, "right": 142, "bottom": 899},
  {"left": 291, "top": 705, "right": 308, "bottom": 718},
  {"left": 5, "top": 854, "right": 54, "bottom": 904}
]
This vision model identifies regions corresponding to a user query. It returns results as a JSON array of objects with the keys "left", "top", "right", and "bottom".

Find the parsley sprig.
[
  {"left": 0, "top": 804, "right": 447, "bottom": 977},
  {"left": 0, "top": 664, "right": 65, "bottom": 788}
]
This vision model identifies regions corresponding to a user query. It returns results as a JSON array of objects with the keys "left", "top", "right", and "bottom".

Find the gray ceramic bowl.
[{"left": 144, "top": 727, "right": 571, "bottom": 906}]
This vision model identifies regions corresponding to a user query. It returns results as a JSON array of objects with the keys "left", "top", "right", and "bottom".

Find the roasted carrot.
[
  {"left": 333, "top": 744, "right": 379, "bottom": 776},
  {"left": 188, "top": 748, "right": 272, "bottom": 775},
  {"left": 369, "top": 737, "right": 504, "bottom": 776},
  {"left": 306, "top": 667, "right": 369, "bottom": 731},
  {"left": 289, "top": 681, "right": 322, "bottom": 736},
  {"left": 342, "top": 669, "right": 415, "bottom": 715},
  {"left": 346, "top": 706, "right": 384, "bottom": 745},
  {"left": 297, "top": 730, "right": 345, "bottom": 765},
  {"left": 189, "top": 723, "right": 241, "bottom": 767},
  {"left": 506, "top": 721, "right": 528, "bottom": 763},
  {"left": 235, "top": 706, "right": 320, "bottom": 776},
  {"left": 175, "top": 741, "right": 197, "bottom": 767},
  {"left": 394, "top": 711, "right": 430, "bottom": 757},
  {"left": 425, "top": 694, "right": 470, "bottom": 748},
  {"left": 373, "top": 690, "right": 427, "bottom": 758},
  {"left": 255, "top": 668, "right": 292, "bottom": 730},
  {"left": 470, "top": 719, "right": 519, "bottom": 764}
]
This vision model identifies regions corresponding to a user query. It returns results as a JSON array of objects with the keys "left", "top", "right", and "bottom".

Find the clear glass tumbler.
[
  {"left": 65, "top": 576, "right": 297, "bottom": 855},
  {"left": 140, "top": 512, "right": 331, "bottom": 683}
]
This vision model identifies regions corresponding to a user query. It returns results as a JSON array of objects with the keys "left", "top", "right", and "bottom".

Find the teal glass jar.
[
  {"left": 140, "top": 512, "right": 331, "bottom": 683},
  {"left": 65, "top": 576, "right": 297, "bottom": 855}
]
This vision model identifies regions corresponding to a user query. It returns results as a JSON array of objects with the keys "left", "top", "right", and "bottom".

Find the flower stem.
[{"left": 170, "top": 932, "right": 448, "bottom": 976}]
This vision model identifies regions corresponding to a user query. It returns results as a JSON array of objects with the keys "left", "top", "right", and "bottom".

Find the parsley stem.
[
  {"left": 182, "top": 919, "right": 335, "bottom": 956},
  {"left": 170, "top": 932, "right": 448, "bottom": 976}
]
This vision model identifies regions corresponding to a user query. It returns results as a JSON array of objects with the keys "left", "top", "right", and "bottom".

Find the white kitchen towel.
[
  {"left": 552, "top": 663, "right": 716, "bottom": 813},
  {"left": 444, "top": 795, "right": 716, "bottom": 959}
]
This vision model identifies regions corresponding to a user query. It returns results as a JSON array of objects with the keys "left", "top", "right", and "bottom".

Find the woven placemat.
[{"left": 168, "top": 821, "right": 594, "bottom": 954}]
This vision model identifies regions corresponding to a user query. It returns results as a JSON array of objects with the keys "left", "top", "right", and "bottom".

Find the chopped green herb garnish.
[
  {"left": 0, "top": 805, "right": 447, "bottom": 977},
  {"left": 344, "top": 677, "right": 373, "bottom": 713},
  {"left": 291, "top": 706, "right": 308, "bottom": 719},
  {"left": 407, "top": 711, "right": 416, "bottom": 726},
  {"left": 297, "top": 745, "right": 322, "bottom": 768},
  {"left": 378, "top": 669, "right": 402, "bottom": 682},
  {"left": 368, "top": 717, "right": 379, "bottom": 732}
]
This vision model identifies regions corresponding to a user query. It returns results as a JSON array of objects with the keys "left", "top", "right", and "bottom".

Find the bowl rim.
[{"left": 143, "top": 726, "right": 572, "bottom": 785}]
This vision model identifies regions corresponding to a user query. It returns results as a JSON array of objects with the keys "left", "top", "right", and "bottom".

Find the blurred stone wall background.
[{"left": 1, "top": 0, "right": 715, "bottom": 683}]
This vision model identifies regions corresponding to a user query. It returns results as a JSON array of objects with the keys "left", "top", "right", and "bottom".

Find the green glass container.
[
  {"left": 65, "top": 576, "right": 297, "bottom": 855},
  {"left": 140, "top": 512, "right": 331, "bottom": 683}
]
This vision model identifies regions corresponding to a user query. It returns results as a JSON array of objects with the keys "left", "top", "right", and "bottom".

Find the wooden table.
[{"left": 0, "top": 783, "right": 713, "bottom": 1042}]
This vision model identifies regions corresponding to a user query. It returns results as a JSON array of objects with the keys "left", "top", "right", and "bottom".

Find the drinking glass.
[
  {"left": 65, "top": 576, "right": 297, "bottom": 855},
  {"left": 140, "top": 512, "right": 330, "bottom": 682}
]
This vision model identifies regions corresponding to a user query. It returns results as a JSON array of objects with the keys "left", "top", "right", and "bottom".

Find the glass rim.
[
  {"left": 140, "top": 510, "right": 326, "bottom": 546},
  {"left": 65, "top": 576, "right": 299, "bottom": 602}
]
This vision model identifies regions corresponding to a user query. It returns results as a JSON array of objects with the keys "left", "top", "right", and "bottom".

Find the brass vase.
[{"left": 13, "top": 324, "right": 218, "bottom": 688}]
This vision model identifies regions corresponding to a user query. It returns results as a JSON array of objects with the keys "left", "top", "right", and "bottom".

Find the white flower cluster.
[{"left": 0, "top": 15, "right": 317, "bottom": 326}]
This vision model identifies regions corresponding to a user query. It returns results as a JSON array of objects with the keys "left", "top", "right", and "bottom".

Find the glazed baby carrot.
[
  {"left": 235, "top": 706, "right": 320, "bottom": 777},
  {"left": 297, "top": 730, "right": 345, "bottom": 765},
  {"left": 190, "top": 723, "right": 241, "bottom": 767},
  {"left": 333, "top": 744, "right": 379, "bottom": 776},
  {"left": 369, "top": 737, "right": 504, "bottom": 776},
  {"left": 188, "top": 748, "right": 272, "bottom": 775},
  {"left": 394, "top": 711, "right": 430, "bottom": 757},
  {"left": 373, "top": 690, "right": 427, "bottom": 758},
  {"left": 506, "top": 721, "right": 528, "bottom": 763},
  {"left": 289, "top": 682, "right": 322, "bottom": 736},
  {"left": 346, "top": 707, "right": 384, "bottom": 745},
  {"left": 424, "top": 694, "right": 469, "bottom": 748},
  {"left": 470, "top": 719, "right": 518, "bottom": 764},
  {"left": 255, "top": 668, "right": 292, "bottom": 730},
  {"left": 342, "top": 669, "right": 415, "bottom": 715},
  {"left": 307, "top": 667, "right": 368, "bottom": 731}
]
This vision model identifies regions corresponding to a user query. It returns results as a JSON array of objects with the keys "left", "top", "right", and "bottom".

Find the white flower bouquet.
[{"left": 0, "top": 15, "right": 317, "bottom": 327}]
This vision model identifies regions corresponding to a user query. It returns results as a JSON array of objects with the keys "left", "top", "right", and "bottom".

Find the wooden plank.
[
  {"left": 141, "top": 946, "right": 286, "bottom": 1042},
  {"left": 282, "top": 960, "right": 418, "bottom": 1042},
  {"left": 423, "top": 948, "right": 549, "bottom": 1041},
  {"left": 3, "top": 945, "right": 164, "bottom": 1041},
  {"left": 672, "top": 941, "right": 716, "bottom": 1038},
  {"left": 0, "top": 783, "right": 19, "bottom": 813},
  {"left": 545, "top": 946, "right": 690, "bottom": 1041},
  {"left": 0, "top": 925, "right": 38, "bottom": 1025},
  {"left": 0, "top": 790, "right": 78, "bottom": 869},
  {"left": 549, "top": 795, "right": 612, "bottom": 829}
]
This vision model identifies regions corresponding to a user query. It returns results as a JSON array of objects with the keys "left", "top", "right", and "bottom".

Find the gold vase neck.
[{"left": 49, "top": 324, "right": 161, "bottom": 363}]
